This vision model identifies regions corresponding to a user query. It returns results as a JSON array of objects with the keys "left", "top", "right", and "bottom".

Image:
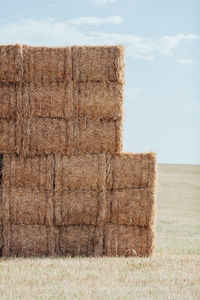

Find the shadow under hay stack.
[{"left": 0, "top": 44, "right": 156, "bottom": 257}]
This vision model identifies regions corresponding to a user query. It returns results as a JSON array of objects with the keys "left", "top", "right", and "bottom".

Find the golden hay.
[
  {"left": 54, "top": 190, "right": 99, "bottom": 226},
  {"left": 23, "top": 45, "right": 72, "bottom": 84},
  {"left": 22, "top": 82, "right": 73, "bottom": 119},
  {"left": 55, "top": 154, "right": 106, "bottom": 191},
  {"left": 72, "top": 46, "right": 125, "bottom": 83},
  {"left": 0, "top": 45, "right": 23, "bottom": 84},
  {"left": 0, "top": 225, "right": 2, "bottom": 249},
  {"left": 21, "top": 118, "right": 69, "bottom": 156},
  {"left": 2, "top": 187, "right": 53, "bottom": 225},
  {"left": 107, "top": 152, "right": 157, "bottom": 190},
  {"left": 0, "top": 119, "right": 19, "bottom": 153},
  {"left": 2, "top": 225, "right": 58, "bottom": 257},
  {"left": 0, "top": 84, "right": 18, "bottom": 118},
  {"left": 73, "top": 118, "right": 123, "bottom": 155},
  {"left": 107, "top": 189, "right": 155, "bottom": 226},
  {"left": 2, "top": 154, "right": 54, "bottom": 191},
  {"left": 59, "top": 225, "right": 97, "bottom": 256},
  {"left": 73, "top": 81, "right": 124, "bottom": 119},
  {"left": 104, "top": 224, "right": 155, "bottom": 257}
]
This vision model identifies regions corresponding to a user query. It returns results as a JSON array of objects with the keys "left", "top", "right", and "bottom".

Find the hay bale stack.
[{"left": 0, "top": 44, "right": 157, "bottom": 257}]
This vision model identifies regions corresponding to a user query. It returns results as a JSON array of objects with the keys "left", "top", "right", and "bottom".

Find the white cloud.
[
  {"left": 68, "top": 15, "right": 123, "bottom": 26},
  {"left": 0, "top": 19, "right": 198, "bottom": 62},
  {"left": 178, "top": 58, "right": 199, "bottom": 64},
  {"left": 95, "top": 0, "right": 116, "bottom": 5}
]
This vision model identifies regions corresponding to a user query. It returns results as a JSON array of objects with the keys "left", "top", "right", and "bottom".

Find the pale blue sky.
[{"left": 1, "top": 0, "right": 199, "bottom": 164}]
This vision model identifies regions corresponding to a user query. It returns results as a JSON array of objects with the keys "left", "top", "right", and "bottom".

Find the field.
[{"left": 0, "top": 164, "right": 200, "bottom": 299}]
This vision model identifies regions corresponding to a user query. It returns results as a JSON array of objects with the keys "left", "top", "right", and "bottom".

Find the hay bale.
[
  {"left": 22, "top": 82, "right": 73, "bottom": 118},
  {"left": 108, "top": 153, "right": 156, "bottom": 189},
  {"left": 23, "top": 45, "right": 72, "bottom": 84},
  {"left": 55, "top": 190, "right": 107, "bottom": 226},
  {"left": 0, "top": 119, "right": 19, "bottom": 153},
  {"left": 72, "top": 46, "right": 124, "bottom": 83},
  {"left": 73, "top": 81, "right": 123, "bottom": 119},
  {"left": 0, "top": 45, "right": 23, "bottom": 84},
  {"left": 74, "top": 118, "right": 122, "bottom": 155},
  {"left": 55, "top": 154, "right": 106, "bottom": 191},
  {"left": 104, "top": 224, "right": 155, "bottom": 257},
  {"left": 22, "top": 118, "right": 69, "bottom": 155},
  {"left": 2, "top": 224, "right": 58, "bottom": 257},
  {"left": 2, "top": 187, "right": 53, "bottom": 225},
  {"left": 0, "top": 225, "right": 2, "bottom": 249},
  {"left": 59, "top": 225, "right": 96, "bottom": 256},
  {"left": 108, "top": 189, "right": 155, "bottom": 226},
  {"left": 2, "top": 154, "right": 54, "bottom": 191},
  {"left": 0, "top": 84, "right": 18, "bottom": 118}
]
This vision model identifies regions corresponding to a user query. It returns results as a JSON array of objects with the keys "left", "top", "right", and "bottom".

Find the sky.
[{"left": 0, "top": 0, "right": 199, "bottom": 164}]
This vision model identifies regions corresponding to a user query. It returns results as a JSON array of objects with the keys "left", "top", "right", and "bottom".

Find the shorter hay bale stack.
[{"left": 0, "top": 44, "right": 157, "bottom": 257}]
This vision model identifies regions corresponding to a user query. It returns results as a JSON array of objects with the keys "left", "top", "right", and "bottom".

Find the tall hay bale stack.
[{"left": 0, "top": 44, "right": 157, "bottom": 257}]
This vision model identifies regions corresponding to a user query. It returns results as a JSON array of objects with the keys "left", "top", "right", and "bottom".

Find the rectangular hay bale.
[
  {"left": 59, "top": 225, "right": 99, "bottom": 256},
  {"left": 0, "top": 84, "right": 18, "bottom": 118},
  {"left": 22, "top": 118, "right": 69, "bottom": 155},
  {"left": 2, "top": 225, "right": 58, "bottom": 257},
  {"left": 23, "top": 45, "right": 72, "bottom": 84},
  {"left": 108, "top": 189, "right": 155, "bottom": 226},
  {"left": 2, "top": 187, "right": 53, "bottom": 225},
  {"left": 22, "top": 81, "right": 73, "bottom": 118},
  {"left": 108, "top": 152, "right": 156, "bottom": 190},
  {"left": 0, "top": 45, "right": 22, "bottom": 84},
  {"left": 73, "top": 81, "right": 123, "bottom": 119},
  {"left": 55, "top": 190, "right": 103, "bottom": 226},
  {"left": 2, "top": 154, "right": 54, "bottom": 191},
  {"left": 72, "top": 46, "right": 124, "bottom": 83},
  {"left": 55, "top": 154, "right": 106, "bottom": 191},
  {"left": 0, "top": 119, "right": 20, "bottom": 153},
  {"left": 74, "top": 118, "right": 123, "bottom": 155},
  {"left": 104, "top": 224, "right": 155, "bottom": 257}
]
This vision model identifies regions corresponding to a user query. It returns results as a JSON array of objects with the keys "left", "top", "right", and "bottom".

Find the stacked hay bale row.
[{"left": 0, "top": 44, "right": 156, "bottom": 257}]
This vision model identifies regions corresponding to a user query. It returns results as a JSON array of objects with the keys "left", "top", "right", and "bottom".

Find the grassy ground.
[{"left": 0, "top": 164, "right": 200, "bottom": 299}]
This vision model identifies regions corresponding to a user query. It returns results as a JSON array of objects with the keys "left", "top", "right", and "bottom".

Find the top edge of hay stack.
[{"left": 0, "top": 44, "right": 157, "bottom": 257}]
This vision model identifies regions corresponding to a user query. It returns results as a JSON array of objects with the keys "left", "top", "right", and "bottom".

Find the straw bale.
[
  {"left": 2, "top": 224, "right": 57, "bottom": 257},
  {"left": 54, "top": 190, "right": 100, "bottom": 226},
  {"left": 108, "top": 189, "right": 155, "bottom": 226},
  {"left": 23, "top": 45, "right": 72, "bottom": 84},
  {"left": 55, "top": 154, "right": 106, "bottom": 191},
  {"left": 22, "top": 118, "right": 69, "bottom": 155},
  {"left": 0, "top": 45, "right": 23, "bottom": 84},
  {"left": 0, "top": 84, "right": 18, "bottom": 118},
  {"left": 2, "top": 187, "right": 53, "bottom": 225},
  {"left": 0, "top": 225, "right": 2, "bottom": 250},
  {"left": 110, "top": 152, "right": 157, "bottom": 190},
  {"left": 22, "top": 81, "right": 73, "bottom": 118},
  {"left": 72, "top": 46, "right": 125, "bottom": 83},
  {"left": 73, "top": 81, "right": 123, "bottom": 119},
  {"left": 104, "top": 225, "right": 155, "bottom": 257},
  {"left": 0, "top": 119, "right": 19, "bottom": 153},
  {"left": 74, "top": 118, "right": 122, "bottom": 155},
  {"left": 2, "top": 154, "right": 54, "bottom": 190},
  {"left": 59, "top": 225, "right": 96, "bottom": 256}
]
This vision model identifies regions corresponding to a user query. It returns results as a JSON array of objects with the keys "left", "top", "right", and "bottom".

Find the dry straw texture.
[
  {"left": 105, "top": 225, "right": 155, "bottom": 257},
  {"left": 0, "top": 119, "right": 18, "bottom": 153},
  {"left": 22, "top": 82, "right": 73, "bottom": 119},
  {"left": 0, "top": 84, "right": 18, "bottom": 119},
  {"left": 72, "top": 46, "right": 125, "bottom": 83},
  {"left": 0, "top": 45, "right": 23, "bottom": 84},
  {"left": 22, "top": 45, "right": 72, "bottom": 84},
  {"left": 59, "top": 225, "right": 100, "bottom": 257},
  {"left": 2, "top": 188, "right": 53, "bottom": 225},
  {"left": 55, "top": 154, "right": 106, "bottom": 191},
  {"left": 2, "top": 154, "right": 54, "bottom": 190},
  {"left": 108, "top": 189, "right": 155, "bottom": 226},
  {"left": 73, "top": 118, "right": 122, "bottom": 155},
  {"left": 73, "top": 81, "right": 123, "bottom": 119},
  {"left": 2, "top": 225, "right": 58, "bottom": 257}
]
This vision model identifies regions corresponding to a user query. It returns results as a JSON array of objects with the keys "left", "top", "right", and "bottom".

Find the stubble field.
[{"left": 0, "top": 164, "right": 199, "bottom": 299}]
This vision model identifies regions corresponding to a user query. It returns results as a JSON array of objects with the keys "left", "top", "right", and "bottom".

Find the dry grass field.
[{"left": 0, "top": 164, "right": 199, "bottom": 299}]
